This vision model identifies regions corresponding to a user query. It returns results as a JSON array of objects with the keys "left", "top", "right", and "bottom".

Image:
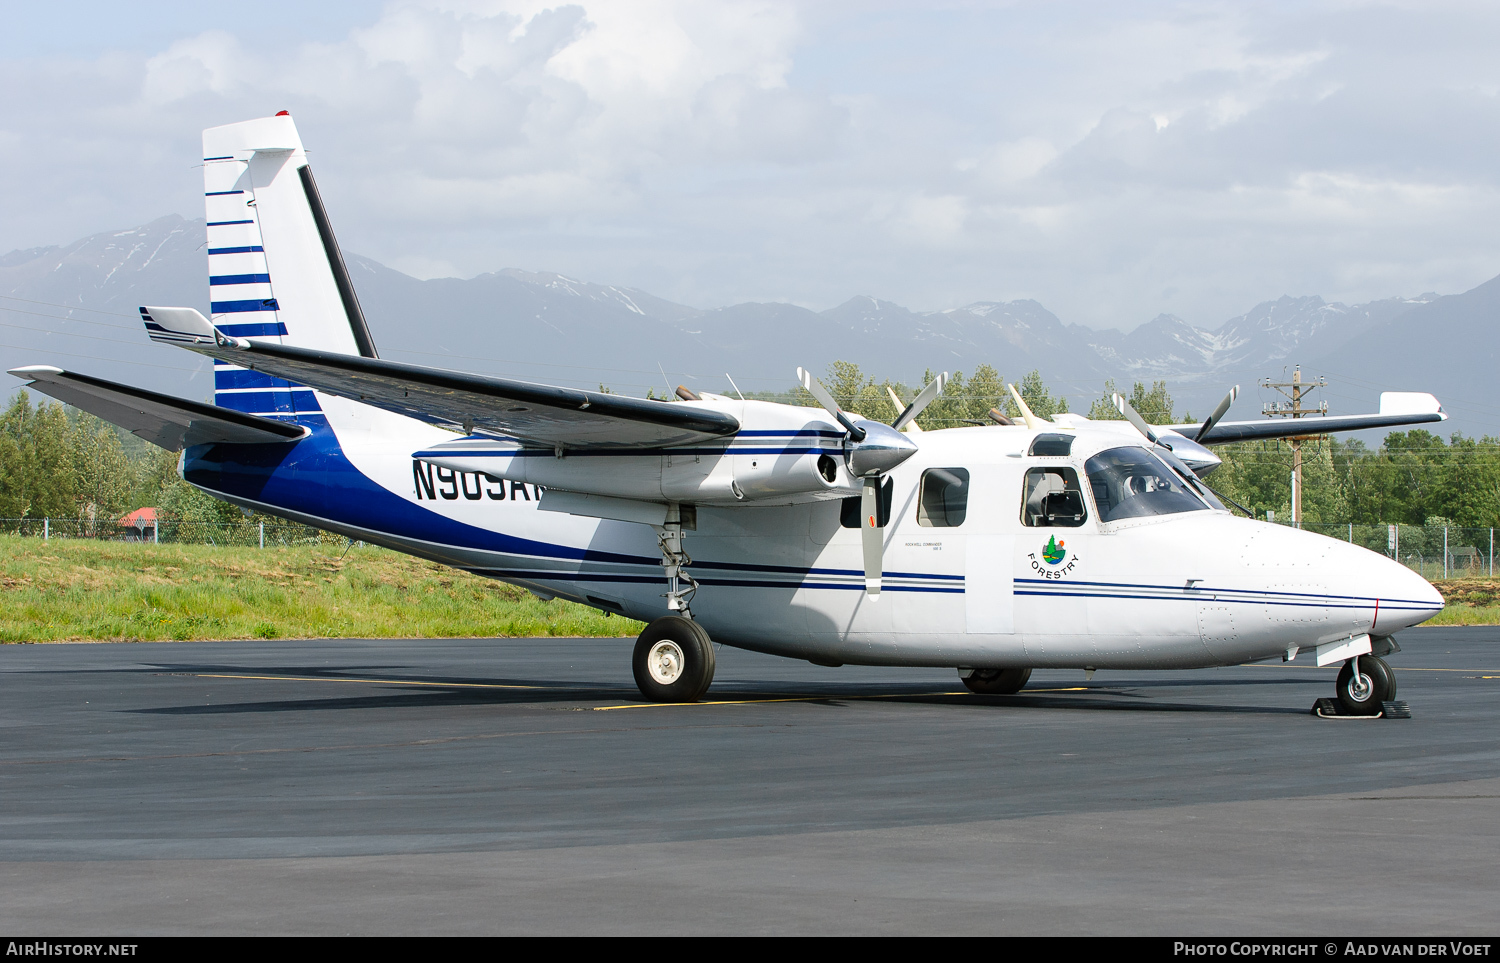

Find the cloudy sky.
[{"left": 3, "top": 0, "right": 1499, "bottom": 331}]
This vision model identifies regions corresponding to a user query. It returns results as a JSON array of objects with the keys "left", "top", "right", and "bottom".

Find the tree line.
[
  {"left": 0, "top": 392, "right": 259, "bottom": 527},
  {"left": 5, "top": 365, "right": 1498, "bottom": 531},
  {"left": 773, "top": 363, "right": 1500, "bottom": 531}
]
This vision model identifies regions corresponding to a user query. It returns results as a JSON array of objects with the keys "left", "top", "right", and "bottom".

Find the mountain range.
[{"left": 2, "top": 214, "right": 1495, "bottom": 437}]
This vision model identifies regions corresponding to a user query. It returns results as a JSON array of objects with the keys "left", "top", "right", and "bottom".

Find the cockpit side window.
[
  {"left": 1085, "top": 446, "right": 1213, "bottom": 523},
  {"left": 918, "top": 468, "right": 969, "bottom": 527},
  {"left": 1021, "top": 467, "right": 1087, "bottom": 528}
]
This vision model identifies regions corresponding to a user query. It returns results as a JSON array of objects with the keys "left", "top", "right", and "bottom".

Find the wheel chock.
[{"left": 1311, "top": 697, "right": 1412, "bottom": 719}]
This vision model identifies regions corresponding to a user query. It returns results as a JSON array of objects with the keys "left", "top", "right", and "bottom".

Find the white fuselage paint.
[{"left": 210, "top": 392, "right": 1444, "bottom": 671}]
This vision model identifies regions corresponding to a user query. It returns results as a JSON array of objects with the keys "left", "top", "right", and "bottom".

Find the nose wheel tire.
[
  {"left": 962, "top": 667, "right": 1032, "bottom": 695},
  {"left": 1336, "top": 655, "right": 1396, "bottom": 715},
  {"left": 632, "top": 616, "right": 716, "bottom": 703}
]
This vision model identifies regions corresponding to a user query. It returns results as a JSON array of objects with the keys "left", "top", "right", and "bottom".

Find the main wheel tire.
[
  {"left": 632, "top": 616, "right": 717, "bottom": 703},
  {"left": 1336, "top": 655, "right": 1395, "bottom": 715},
  {"left": 962, "top": 667, "right": 1032, "bottom": 695}
]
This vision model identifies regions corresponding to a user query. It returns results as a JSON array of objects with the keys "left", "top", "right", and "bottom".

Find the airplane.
[{"left": 10, "top": 113, "right": 1452, "bottom": 715}]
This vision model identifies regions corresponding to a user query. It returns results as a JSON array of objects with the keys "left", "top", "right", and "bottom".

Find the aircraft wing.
[
  {"left": 1168, "top": 392, "right": 1447, "bottom": 444},
  {"left": 8, "top": 365, "right": 307, "bottom": 450},
  {"left": 142, "top": 308, "right": 740, "bottom": 448}
]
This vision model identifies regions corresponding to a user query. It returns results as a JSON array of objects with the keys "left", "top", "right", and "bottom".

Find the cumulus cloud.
[{"left": 1, "top": 0, "right": 1499, "bottom": 330}]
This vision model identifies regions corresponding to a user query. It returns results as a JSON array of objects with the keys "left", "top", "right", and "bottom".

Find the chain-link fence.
[
  {"left": 1283, "top": 522, "right": 1495, "bottom": 581},
  {"left": 5, "top": 515, "right": 1497, "bottom": 580},
  {"left": 0, "top": 517, "right": 344, "bottom": 548}
]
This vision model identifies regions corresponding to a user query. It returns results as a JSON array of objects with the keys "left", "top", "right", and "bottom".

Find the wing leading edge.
[
  {"left": 142, "top": 306, "right": 741, "bottom": 449},
  {"left": 1170, "top": 392, "right": 1447, "bottom": 444}
]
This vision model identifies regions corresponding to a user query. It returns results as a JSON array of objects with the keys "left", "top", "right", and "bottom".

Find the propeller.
[
  {"left": 886, "top": 387, "right": 923, "bottom": 434},
  {"left": 798, "top": 367, "right": 948, "bottom": 599},
  {"left": 1113, "top": 391, "right": 1224, "bottom": 477},
  {"left": 1194, "top": 385, "right": 1239, "bottom": 443},
  {"left": 1112, "top": 392, "right": 1159, "bottom": 444}
]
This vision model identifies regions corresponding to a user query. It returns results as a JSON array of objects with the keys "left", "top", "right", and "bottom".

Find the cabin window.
[
  {"left": 1028, "top": 433, "right": 1074, "bottom": 457},
  {"left": 1021, "top": 467, "right": 1087, "bottom": 528},
  {"left": 918, "top": 468, "right": 969, "bottom": 527},
  {"left": 1085, "top": 446, "right": 1213, "bottom": 523},
  {"left": 840, "top": 477, "right": 894, "bottom": 528}
]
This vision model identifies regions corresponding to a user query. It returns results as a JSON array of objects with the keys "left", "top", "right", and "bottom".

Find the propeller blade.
[
  {"left": 988, "top": 407, "right": 1014, "bottom": 426},
  {"left": 891, "top": 372, "right": 948, "bottom": 431},
  {"left": 1195, "top": 385, "right": 1240, "bottom": 443},
  {"left": 1112, "top": 393, "right": 1159, "bottom": 444},
  {"left": 1007, "top": 384, "right": 1044, "bottom": 430},
  {"left": 861, "top": 476, "right": 883, "bottom": 599},
  {"left": 797, "top": 366, "right": 866, "bottom": 441},
  {"left": 886, "top": 387, "right": 923, "bottom": 434}
]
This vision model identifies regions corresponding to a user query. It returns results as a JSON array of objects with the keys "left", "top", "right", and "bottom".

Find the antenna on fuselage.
[{"left": 1007, "top": 383, "right": 1045, "bottom": 431}]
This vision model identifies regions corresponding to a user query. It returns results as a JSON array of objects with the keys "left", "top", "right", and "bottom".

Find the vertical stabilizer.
[{"left": 201, "top": 113, "right": 377, "bottom": 421}]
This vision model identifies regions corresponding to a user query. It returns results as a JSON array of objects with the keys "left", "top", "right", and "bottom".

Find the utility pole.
[{"left": 1260, "top": 366, "right": 1327, "bottom": 527}]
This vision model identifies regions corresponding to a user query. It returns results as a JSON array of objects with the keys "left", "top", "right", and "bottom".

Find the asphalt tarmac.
[{"left": 0, "top": 628, "right": 1496, "bottom": 935}]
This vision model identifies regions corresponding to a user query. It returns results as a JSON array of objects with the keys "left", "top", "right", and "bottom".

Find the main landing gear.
[
  {"left": 632, "top": 616, "right": 717, "bottom": 703},
  {"left": 961, "top": 667, "right": 1032, "bottom": 695},
  {"left": 631, "top": 505, "right": 715, "bottom": 702}
]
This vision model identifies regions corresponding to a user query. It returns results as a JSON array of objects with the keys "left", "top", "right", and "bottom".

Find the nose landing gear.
[
  {"left": 1336, "top": 654, "right": 1396, "bottom": 715},
  {"left": 1314, "top": 654, "right": 1408, "bottom": 718}
]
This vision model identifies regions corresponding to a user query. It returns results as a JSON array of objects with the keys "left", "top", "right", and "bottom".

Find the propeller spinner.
[{"left": 797, "top": 367, "right": 948, "bottom": 598}]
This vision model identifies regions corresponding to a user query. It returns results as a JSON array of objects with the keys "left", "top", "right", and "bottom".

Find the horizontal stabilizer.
[
  {"left": 1170, "top": 393, "right": 1446, "bottom": 445},
  {"left": 8, "top": 366, "right": 307, "bottom": 451},
  {"left": 160, "top": 336, "right": 741, "bottom": 449},
  {"left": 140, "top": 305, "right": 218, "bottom": 347}
]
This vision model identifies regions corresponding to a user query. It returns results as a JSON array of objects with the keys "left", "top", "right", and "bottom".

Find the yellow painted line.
[
  {"left": 593, "top": 685, "right": 1093, "bottom": 710},
  {"left": 195, "top": 673, "right": 547, "bottom": 690},
  {"left": 596, "top": 696, "right": 849, "bottom": 710},
  {"left": 189, "top": 674, "right": 1105, "bottom": 710},
  {"left": 1241, "top": 664, "right": 1499, "bottom": 673}
]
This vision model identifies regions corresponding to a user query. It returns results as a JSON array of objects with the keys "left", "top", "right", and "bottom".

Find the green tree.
[
  {"left": 71, "top": 412, "right": 134, "bottom": 525},
  {"left": 0, "top": 391, "right": 76, "bottom": 518},
  {"left": 1087, "top": 379, "right": 1125, "bottom": 421},
  {"left": 1086, "top": 379, "right": 1175, "bottom": 423},
  {"left": 1017, "top": 369, "right": 1067, "bottom": 419}
]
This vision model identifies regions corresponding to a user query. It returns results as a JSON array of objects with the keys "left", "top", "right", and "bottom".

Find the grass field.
[
  {"left": 0, "top": 535, "right": 641, "bottom": 642},
  {"left": 2, "top": 535, "right": 1496, "bottom": 642},
  {"left": 1425, "top": 578, "right": 1500, "bottom": 625}
]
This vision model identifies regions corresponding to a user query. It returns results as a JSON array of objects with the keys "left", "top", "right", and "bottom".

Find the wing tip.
[{"left": 8, "top": 364, "right": 63, "bottom": 381}]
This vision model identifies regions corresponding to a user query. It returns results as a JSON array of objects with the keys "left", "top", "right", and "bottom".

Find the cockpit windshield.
[
  {"left": 1085, "top": 446, "right": 1215, "bottom": 522},
  {"left": 1155, "top": 446, "right": 1227, "bottom": 512}
]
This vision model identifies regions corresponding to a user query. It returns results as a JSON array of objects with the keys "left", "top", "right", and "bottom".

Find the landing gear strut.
[
  {"left": 633, "top": 616, "right": 716, "bottom": 702},
  {"left": 654, "top": 505, "right": 698, "bottom": 618},
  {"left": 962, "top": 667, "right": 1032, "bottom": 695},
  {"left": 1335, "top": 654, "right": 1397, "bottom": 715}
]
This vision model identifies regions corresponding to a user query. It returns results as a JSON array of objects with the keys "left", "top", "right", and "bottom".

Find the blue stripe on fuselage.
[{"left": 183, "top": 426, "right": 650, "bottom": 567}]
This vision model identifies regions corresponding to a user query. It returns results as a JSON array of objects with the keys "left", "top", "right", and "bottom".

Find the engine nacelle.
[{"left": 413, "top": 399, "right": 859, "bottom": 506}]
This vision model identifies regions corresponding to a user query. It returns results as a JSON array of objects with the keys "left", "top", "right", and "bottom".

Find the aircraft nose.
[{"left": 1362, "top": 549, "right": 1445, "bottom": 632}]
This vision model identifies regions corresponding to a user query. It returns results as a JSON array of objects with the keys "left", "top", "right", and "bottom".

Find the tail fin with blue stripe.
[{"left": 197, "top": 113, "right": 377, "bottom": 423}]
